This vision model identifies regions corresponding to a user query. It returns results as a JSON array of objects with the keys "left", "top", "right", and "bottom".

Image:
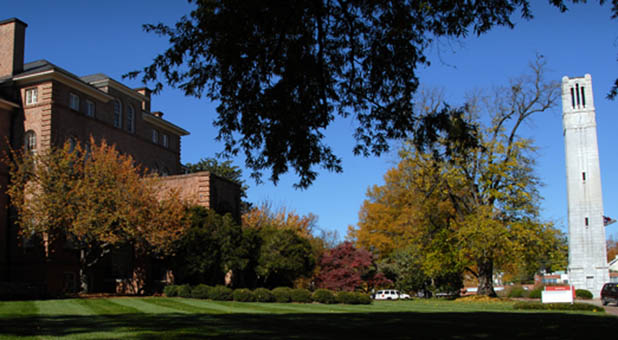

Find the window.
[
  {"left": 86, "top": 100, "right": 95, "bottom": 117},
  {"left": 127, "top": 105, "right": 135, "bottom": 133},
  {"left": 113, "top": 100, "right": 122, "bottom": 128},
  {"left": 69, "top": 93, "right": 80, "bottom": 111},
  {"left": 152, "top": 129, "right": 158, "bottom": 144},
  {"left": 24, "top": 130, "right": 36, "bottom": 152},
  {"left": 585, "top": 217, "right": 589, "bottom": 226},
  {"left": 68, "top": 137, "right": 77, "bottom": 153},
  {"left": 25, "top": 88, "right": 38, "bottom": 105},
  {"left": 162, "top": 134, "right": 169, "bottom": 148}
]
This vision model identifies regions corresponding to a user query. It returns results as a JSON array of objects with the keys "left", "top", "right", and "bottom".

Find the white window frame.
[
  {"left": 86, "top": 100, "right": 95, "bottom": 117},
  {"left": 127, "top": 105, "right": 135, "bottom": 133},
  {"left": 162, "top": 134, "right": 169, "bottom": 148},
  {"left": 25, "top": 88, "right": 38, "bottom": 105},
  {"left": 113, "top": 99, "right": 122, "bottom": 128},
  {"left": 69, "top": 93, "right": 80, "bottom": 111},
  {"left": 25, "top": 130, "right": 36, "bottom": 152},
  {"left": 152, "top": 129, "right": 159, "bottom": 144}
]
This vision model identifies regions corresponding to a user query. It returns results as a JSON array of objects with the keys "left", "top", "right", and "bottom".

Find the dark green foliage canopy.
[
  {"left": 256, "top": 228, "right": 316, "bottom": 288},
  {"left": 131, "top": 0, "right": 618, "bottom": 188},
  {"left": 172, "top": 206, "right": 258, "bottom": 286}
]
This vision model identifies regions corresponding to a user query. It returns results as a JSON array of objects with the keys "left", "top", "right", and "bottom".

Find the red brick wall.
[{"left": 161, "top": 172, "right": 241, "bottom": 220}]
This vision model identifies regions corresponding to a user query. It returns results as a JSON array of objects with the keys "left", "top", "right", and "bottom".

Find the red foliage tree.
[{"left": 316, "top": 241, "right": 391, "bottom": 292}]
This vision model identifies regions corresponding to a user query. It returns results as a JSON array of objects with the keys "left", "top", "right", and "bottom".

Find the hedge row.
[
  {"left": 504, "top": 286, "right": 593, "bottom": 300},
  {"left": 513, "top": 301, "right": 604, "bottom": 312},
  {"left": 163, "top": 285, "right": 371, "bottom": 305}
]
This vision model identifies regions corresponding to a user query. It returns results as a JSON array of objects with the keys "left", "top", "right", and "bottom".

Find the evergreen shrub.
[
  {"left": 254, "top": 288, "right": 275, "bottom": 302},
  {"left": 575, "top": 289, "right": 593, "bottom": 300},
  {"left": 191, "top": 284, "right": 212, "bottom": 299},
  {"left": 336, "top": 291, "right": 372, "bottom": 305},
  {"left": 507, "top": 285, "right": 527, "bottom": 298},
  {"left": 163, "top": 285, "right": 178, "bottom": 297},
  {"left": 177, "top": 285, "right": 193, "bottom": 298},
  {"left": 290, "top": 288, "right": 312, "bottom": 303},
  {"left": 312, "top": 289, "right": 336, "bottom": 304},
  {"left": 272, "top": 287, "right": 292, "bottom": 303},
  {"left": 233, "top": 288, "right": 256, "bottom": 302},
  {"left": 210, "top": 285, "right": 233, "bottom": 301},
  {"left": 528, "top": 286, "right": 543, "bottom": 299},
  {"left": 513, "top": 301, "right": 603, "bottom": 312}
]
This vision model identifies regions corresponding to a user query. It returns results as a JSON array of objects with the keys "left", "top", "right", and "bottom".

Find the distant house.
[{"left": 0, "top": 18, "right": 240, "bottom": 295}]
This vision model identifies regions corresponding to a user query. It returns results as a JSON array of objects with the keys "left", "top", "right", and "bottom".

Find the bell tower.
[{"left": 561, "top": 74, "right": 609, "bottom": 297}]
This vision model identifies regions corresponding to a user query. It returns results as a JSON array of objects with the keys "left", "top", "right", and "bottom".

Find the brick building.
[{"left": 0, "top": 18, "right": 240, "bottom": 295}]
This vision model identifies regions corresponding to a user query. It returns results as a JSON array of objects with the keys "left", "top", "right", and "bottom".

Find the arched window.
[
  {"left": 113, "top": 100, "right": 122, "bottom": 128},
  {"left": 127, "top": 105, "right": 135, "bottom": 133},
  {"left": 24, "top": 130, "right": 36, "bottom": 152},
  {"left": 162, "top": 167, "right": 169, "bottom": 176}
]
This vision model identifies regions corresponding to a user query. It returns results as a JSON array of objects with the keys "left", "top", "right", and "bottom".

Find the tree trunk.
[
  {"left": 476, "top": 258, "right": 496, "bottom": 297},
  {"left": 79, "top": 249, "right": 89, "bottom": 293}
]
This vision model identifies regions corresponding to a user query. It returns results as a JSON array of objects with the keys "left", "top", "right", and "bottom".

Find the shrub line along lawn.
[{"left": 0, "top": 297, "right": 616, "bottom": 339}]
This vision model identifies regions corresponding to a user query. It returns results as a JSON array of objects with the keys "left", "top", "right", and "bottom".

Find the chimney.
[
  {"left": 152, "top": 111, "right": 164, "bottom": 118},
  {"left": 0, "top": 18, "right": 27, "bottom": 78},
  {"left": 134, "top": 87, "right": 151, "bottom": 112}
]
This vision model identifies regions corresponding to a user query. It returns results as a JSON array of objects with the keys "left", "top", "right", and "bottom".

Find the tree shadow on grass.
[{"left": 0, "top": 311, "right": 616, "bottom": 339}]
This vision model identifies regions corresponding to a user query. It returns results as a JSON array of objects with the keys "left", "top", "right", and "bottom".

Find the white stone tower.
[{"left": 562, "top": 74, "right": 609, "bottom": 298}]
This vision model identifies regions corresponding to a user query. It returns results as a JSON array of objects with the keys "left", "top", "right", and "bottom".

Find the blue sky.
[{"left": 5, "top": 1, "right": 618, "bottom": 241}]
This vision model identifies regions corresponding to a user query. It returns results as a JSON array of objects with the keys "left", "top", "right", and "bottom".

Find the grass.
[{"left": 0, "top": 297, "right": 615, "bottom": 339}]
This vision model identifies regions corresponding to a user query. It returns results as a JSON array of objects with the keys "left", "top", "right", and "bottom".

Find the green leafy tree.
[
  {"left": 5, "top": 138, "right": 188, "bottom": 293},
  {"left": 131, "top": 0, "right": 612, "bottom": 188},
  {"left": 172, "top": 206, "right": 259, "bottom": 287},
  {"left": 255, "top": 227, "right": 316, "bottom": 288},
  {"left": 352, "top": 58, "right": 567, "bottom": 296}
]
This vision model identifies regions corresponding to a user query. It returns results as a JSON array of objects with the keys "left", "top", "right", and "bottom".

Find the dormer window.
[
  {"left": 69, "top": 93, "right": 80, "bottom": 111},
  {"left": 113, "top": 100, "right": 122, "bottom": 128},
  {"left": 25, "top": 88, "right": 38, "bottom": 105}
]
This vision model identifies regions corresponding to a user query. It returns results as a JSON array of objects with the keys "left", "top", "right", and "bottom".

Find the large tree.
[
  {"left": 5, "top": 138, "right": 189, "bottom": 293},
  {"left": 129, "top": 0, "right": 618, "bottom": 188},
  {"left": 316, "top": 241, "right": 391, "bottom": 292},
  {"left": 351, "top": 58, "right": 567, "bottom": 296}
]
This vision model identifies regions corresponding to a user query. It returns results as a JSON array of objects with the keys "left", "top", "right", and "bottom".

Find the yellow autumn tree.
[
  {"left": 5, "top": 137, "right": 189, "bottom": 293},
  {"left": 351, "top": 57, "right": 567, "bottom": 296}
]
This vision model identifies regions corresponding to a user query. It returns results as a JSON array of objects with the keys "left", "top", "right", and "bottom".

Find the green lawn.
[{"left": 0, "top": 298, "right": 615, "bottom": 339}]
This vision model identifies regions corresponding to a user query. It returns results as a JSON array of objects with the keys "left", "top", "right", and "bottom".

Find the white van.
[{"left": 374, "top": 289, "right": 410, "bottom": 300}]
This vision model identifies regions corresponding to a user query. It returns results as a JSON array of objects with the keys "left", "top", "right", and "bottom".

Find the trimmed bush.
[
  {"left": 335, "top": 291, "right": 372, "bottom": 305},
  {"left": 191, "top": 284, "right": 212, "bottom": 299},
  {"left": 528, "top": 286, "right": 543, "bottom": 299},
  {"left": 163, "top": 285, "right": 179, "bottom": 297},
  {"left": 352, "top": 292, "right": 372, "bottom": 305},
  {"left": 254, "top": 288, "right": 275, "bottom": 302},
  {"left": 233, "top": 288, "right": 256, "bottom": 302},
  {"left": 177, "top": 285, "right": 193, "bottom": 298},
  {"left": 513, "top": 301, "right": 604, "bottom": 312},
  {"left": 272, "top": 287, "right": 293, "bottom": 303},
  {"left": 290, "top": 288, "right": 312, "bottom": 303},
  {"left": 575, "top": 289, "right": 593, "bottom": 300},
  {"left": 506, "top": 285, "right": 527, "bottom": 298},
  {"left": 312, "top": 289, "right": 336, "bottom": 304},
  {"left": 209, "top": 285, "right": 233, "bottom": 301}
]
